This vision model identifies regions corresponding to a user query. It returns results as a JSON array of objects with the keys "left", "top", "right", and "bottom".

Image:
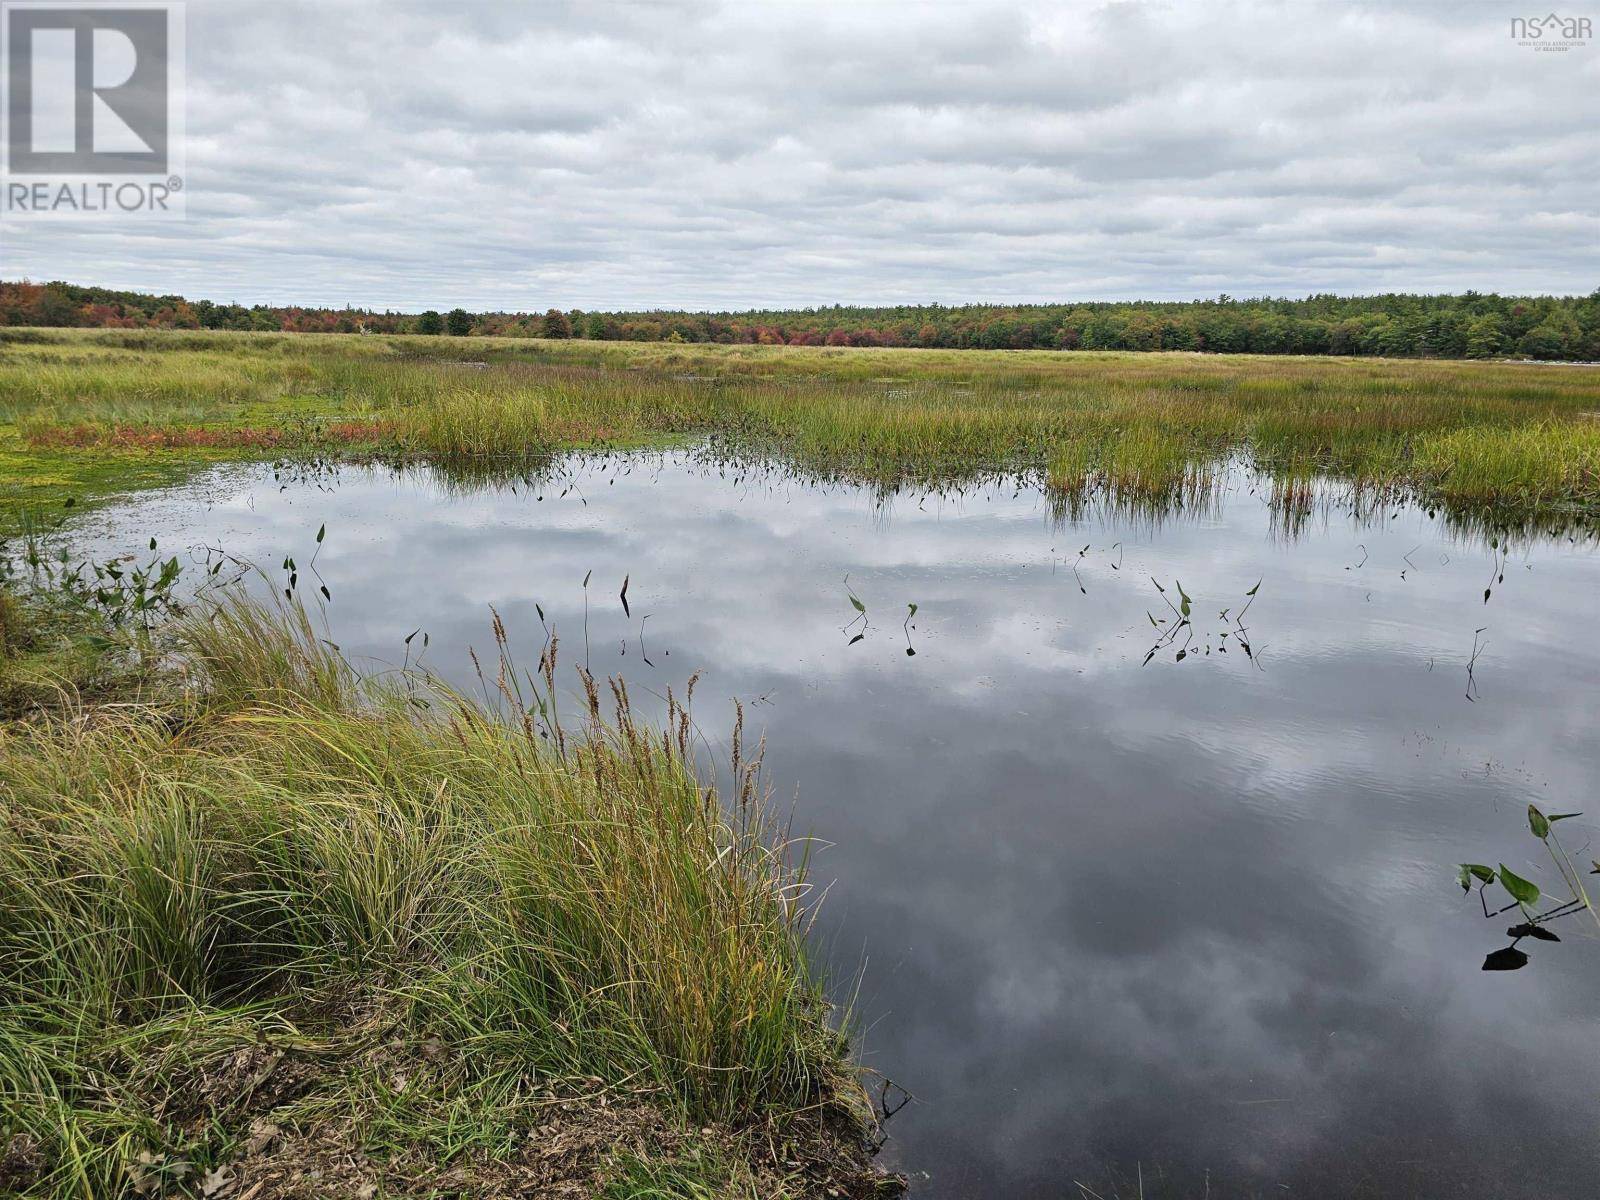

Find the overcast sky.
[{"left": 1, "top": 0, "right": 1596, "bottom": 311}]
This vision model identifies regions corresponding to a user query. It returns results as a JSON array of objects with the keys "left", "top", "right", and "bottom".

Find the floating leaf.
[
  {"left": 1497, "top": 864, "right": 1540, "bottom": 907},
  {"left": 1528, "top": 805, "right": 1550, "bottom": 839},
  {"left": 849, "top": 594, "right": 866, "bottom": 613},
  {"left": 1176, "top": 580, "right": 1192, "bottom": 618},
  {"left": 1482, "top": 947, "right": 1529, "bottom": 971},
  {"left": 907, "top": 603, "right": 918, "bottom": 618},
  {"left": 1245, "top": 580, "right": 1260, "bottom": 596},
  {"left": 316, "top": 523, "right": 326, "bottom": 543},
  {"left": 1548, "top": 812, "right": 1582, "bottom": 823}
]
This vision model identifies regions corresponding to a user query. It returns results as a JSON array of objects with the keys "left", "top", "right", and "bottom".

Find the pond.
[{"left": 67, "top": 453, "right": 1600, "bottom": 1197}]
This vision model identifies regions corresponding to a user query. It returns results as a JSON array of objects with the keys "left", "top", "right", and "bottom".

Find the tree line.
[{"left": 4, "top": 279, "right": 1598, "bottom": 361}]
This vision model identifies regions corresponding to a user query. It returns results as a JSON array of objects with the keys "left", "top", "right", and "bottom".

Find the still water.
[{"left": 74, "top": 454, "right": 1600, "bottom": 1197}]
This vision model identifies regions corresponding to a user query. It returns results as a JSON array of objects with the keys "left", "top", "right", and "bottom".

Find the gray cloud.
[{"left": 2, "top": 0, "right": 1596, "bottom": 309}]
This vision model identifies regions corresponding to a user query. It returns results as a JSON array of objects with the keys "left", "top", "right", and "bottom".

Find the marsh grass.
[
  {"left": 1414, "top": 421, "right": 1600, "bottom": 510},
  {"left": 0, "top": 589, "right": 877, "bottom": 1197},
  {"left": 2, "top": 328, "right": 1599, "bottom": 525}
]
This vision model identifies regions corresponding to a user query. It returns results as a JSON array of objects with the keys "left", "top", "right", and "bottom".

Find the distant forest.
[{"left": 4, "top": 279, "right": 1599, "bottom": 361}]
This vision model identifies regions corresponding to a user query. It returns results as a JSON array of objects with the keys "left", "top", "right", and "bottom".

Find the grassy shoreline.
[
  {"left": 2, "top": 327, "right": 1599, "bottom": 531},
  {"left": 0, "top": 585, "right": 896, "bottom": 1198}
]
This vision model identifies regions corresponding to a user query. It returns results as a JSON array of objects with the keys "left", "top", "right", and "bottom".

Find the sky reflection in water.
[{"left": 75, "top": 455, "right": 1600, "bottom": 1198}]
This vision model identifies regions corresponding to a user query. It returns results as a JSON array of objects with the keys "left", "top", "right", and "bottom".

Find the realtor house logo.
[
  {"left": 1, "top": 1, "right": 185, "bottom": 217},
  {"left": 1510, "top": 12, "right": 1592, "bottom": 50}
]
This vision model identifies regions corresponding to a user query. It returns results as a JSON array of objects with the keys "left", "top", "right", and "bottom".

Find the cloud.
[{"left": 2, "top": 0, "right": 1596, "bottom": 308}]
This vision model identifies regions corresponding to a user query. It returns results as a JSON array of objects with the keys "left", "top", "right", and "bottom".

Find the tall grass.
[
  {"left": 399, "top": 385, "right": 550, "bottom": 457},
  {"left": 0, "top": 593, "right": 864, "bottom": 1196},
  {"left": 3, "top": 327, "right": 1599, "bottom": 519},
  {"left": 1414, "top": 421, "right": 1600, "bottom": 509}
]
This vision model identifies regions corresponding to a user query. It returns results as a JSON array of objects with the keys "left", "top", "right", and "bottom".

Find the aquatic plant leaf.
[
  {"left": 1547, "top": 812, "right": 1582, "bottom": 822},
  {"left": 848, "top": 632, "right": 864, "bottom": 645},
  {"left": 849, "top": 594, "right": 866, "bottom": 613},
  {"left": 1528, "top": 806, "right": 1550, "bottom": 839},
  {"left": 907, "top": 603, "right": 917, "bottom": 618},
  {"left": 1497, "top": 865, "right": 1540, "bottom": 907},
  {"left": 1176, "top": 580, "right": 1192, "bottom": 618},
  {"left": 1245, "top": 580, "right": 1260, "bottom": 596},
  {"left": 1507, "top": 923, "right": 1560, "bottom": 942},
  {"left": 316, "top": 523, "right": 326, "bottom": 544},
  {"left": 1482, "top": 947, "right": 1529, "bottom": 971}
]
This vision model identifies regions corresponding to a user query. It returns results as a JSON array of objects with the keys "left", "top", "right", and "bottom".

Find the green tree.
[
  {"left": 1463, "top": 315, "right": 1505, "bottom": 359},
  {"left": 446, "top": 308, "right": 472, "bottom": 337},
  {"left": 1516, "top": 323, "right": 1572, "bottom": 361},
  {"left": 417, "top": 310, "right": 444, "bottom": 335}
]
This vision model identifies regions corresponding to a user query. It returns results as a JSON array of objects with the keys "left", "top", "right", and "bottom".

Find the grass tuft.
[{"left": 0, "top": 589, "right": 884, "bottom": 1197}]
